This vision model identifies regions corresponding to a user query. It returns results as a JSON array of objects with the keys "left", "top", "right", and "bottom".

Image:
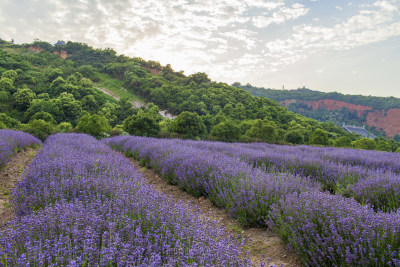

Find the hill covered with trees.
[
  {"left": 237, "top": 83, "right": 400, "bottom": 140},
  {"left": 1, "top": 38, "right": 398, "bottom": 151}
]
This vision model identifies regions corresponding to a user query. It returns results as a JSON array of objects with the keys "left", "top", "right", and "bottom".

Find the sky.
[{"left": 0, "top": 0, "right": 399, "bottom": 97}]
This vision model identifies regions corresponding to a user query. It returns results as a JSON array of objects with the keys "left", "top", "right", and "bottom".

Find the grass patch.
[
  {"left": 1, "top": 186, "right": 9, "bottom": 196},
  {"left": 95, "top": 73, "right": 144, "bottom": 103}
]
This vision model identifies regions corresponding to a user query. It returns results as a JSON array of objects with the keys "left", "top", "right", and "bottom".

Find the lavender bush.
[
  {"left": 1, "top": 134, "right": 249, "bottom": 266},
  {"left": 243, "top": 142, "right": 400, "bottom": 174},
  {"left": 347, "top": 171, "right": 400, "bottom": 212},
  {"left": 269, "top": 190, "right": 400, "bottom": 266},
  {"left": 0, "top": 129, "right": 41, "bottom": 169},
  {"left": 104, "top": 136, "right": 317, "bottom": 226},
  {"left": 106, "top": 136, "right": 400, "bottom": 265},
  {"left": 186, "top": 141, "right": 370, "bottom": 193}
]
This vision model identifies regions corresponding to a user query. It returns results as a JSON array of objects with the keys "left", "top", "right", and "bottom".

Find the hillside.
[
  {"left": 237, "top": 84, "right": 400, "bottom": 138},
  {"left": 2, "top": 38, "right": 398, "bottom": 151}
]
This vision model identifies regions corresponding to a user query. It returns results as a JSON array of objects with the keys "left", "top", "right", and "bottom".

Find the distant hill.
[
  {"left": 237, "top": 84, "right": 400, "bottom": 138},
  {"left": 0, "top": 38, "right": 374, "bottom": 146}
]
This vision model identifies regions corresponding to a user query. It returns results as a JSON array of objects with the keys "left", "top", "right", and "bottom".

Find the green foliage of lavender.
[{"left": 0, "top": 134, "right": 249, "bottom": 266}]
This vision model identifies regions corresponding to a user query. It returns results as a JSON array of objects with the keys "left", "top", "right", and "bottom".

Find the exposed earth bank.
[{"left": 280, "top": 99, "right": 400, "bottom": 137}]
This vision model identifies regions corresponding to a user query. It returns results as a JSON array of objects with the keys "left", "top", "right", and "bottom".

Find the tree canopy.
[{"left": 1, "top": 39, "right": 398, "bottom": 151}]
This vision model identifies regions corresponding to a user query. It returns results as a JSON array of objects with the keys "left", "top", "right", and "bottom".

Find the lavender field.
[
  {"left": 105, "top": 136, "right": 400, "bottom": 266},
  {"left": 0, "top": 134, "right": 249, "bottom": 266},
  {"left": 0, "top": 129, "right": 41, "bottom": 170}
]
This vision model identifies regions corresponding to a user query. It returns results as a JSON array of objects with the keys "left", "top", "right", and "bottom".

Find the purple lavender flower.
[
  {"left": 0, "top": 129, "right": 41, "bottom": 169},
  {"left": 104, "top": 136, "right": 318, "bottom": 226},
  {"left": 269, "top": 190, "right": 400, "bottom": 266},
  {"left": 1, "top": 133, "right": 249, "bottom": 266},
  {"left": 105, "top": 136, "right": 400, "bottom": 265}
]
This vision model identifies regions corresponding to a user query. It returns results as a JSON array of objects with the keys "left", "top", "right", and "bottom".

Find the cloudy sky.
[{"left": 1, "top": 0, "right": 399, "bottom": 97}]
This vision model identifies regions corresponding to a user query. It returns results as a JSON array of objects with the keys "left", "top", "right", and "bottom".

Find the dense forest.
[
  {"left": 1, "top": 39, "right": 399, "bottom": 151},
  {"left": 237, "top": 83, "right": 400, "bottom": 139},
  {"left": 239, "top": 85, "right": 400, "bottom": 110}
]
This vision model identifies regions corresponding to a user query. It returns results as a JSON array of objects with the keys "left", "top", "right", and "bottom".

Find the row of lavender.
[
  {"left": 241, "top": 142, "right": 400, "bottom": 172},
  {"left": 1, "top": 134, "right": 248, "bottom": 266},
  {"left": 104, "top": 136, "right": 400, "bottom": 265},
  {"left": 186, "top": 140, "right": 400, "bottom": 212},
  {"left": 0, "top": 129, "right": 41, "bottom": 170},
  {"left": 104, "top": 136, "right": 317, "bottom": 226}
]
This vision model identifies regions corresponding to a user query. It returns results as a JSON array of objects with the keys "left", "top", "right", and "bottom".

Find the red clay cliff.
[{"left": 280, "top": 99, "right": 400, "bottom": 137}]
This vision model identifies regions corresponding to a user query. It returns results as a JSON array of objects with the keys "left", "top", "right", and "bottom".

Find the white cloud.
[
  {"left": 262, "top": 0, "right": 400, "bottom": 70},
  {"left": 0, "top": 0, "right": 399, "bottom": 95},
  {"left": 252, "top": 4, "right": 309, "bottom": 28}
]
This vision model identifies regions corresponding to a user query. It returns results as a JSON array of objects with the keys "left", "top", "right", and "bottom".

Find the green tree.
[
  {"left": 58, "top": 92, "right": 82, "bottom": 122},
  {"left": 37, "top": 93, "right": 50, "bottom": 101},
  {"left": 123, "top": 112, "right": 160, "bottom": 137},
  {"left": 238, "top": 120, "right": 253, "bottom": 136},
  {"left": 14, "top": 88, "right": 36, "bottom": 110},
  {"left": 111, "top": 124, "right": 128, "bottom": 136},
  {"left": 284, "top": 130, "right": 304, "bottom": 144},
  {"left": 24, "top": 99, "right": 65, "bottom": 123},
  {"left": 1, "top": 70, "right": 18, "bottom": 81},
  {"left": 211, "top": 111, "right": 228, "bottom": 126},
  {"left": 50, "top": 76, "right": 66, "bottom": 92},
  {"left": 0, "top": 78, "right": 15, "bottom": 94},
  {"left": 333, "top": 136, "right": 352, "bottom": 147},
  {"left": 30, "top": 111, "right": 57, "bottom": 125},
  {"left": 309, "top": 128, "right": 329, "bottom": 146},
  {"left": 26, "top": 119, "right": 54, "bottom": 141},
  {"left": 211, "top": 120, "right": 241, "bottom": 142},
  {"left": 188, "top": 72, "right": 210, "bottom": 84},
  {"left": 0, "top": 113, "right": 21, "bottom": 129},
  {"left": 76, "top": 114, "right": 111, "bottom": 138},
  {"left": 56, "top": 122, "right": 73, "bottom": 133},
  {"left": 98, "top": 102, "right": 118, "bottom": 126},
  {"left": 377, "top": 139, "right": 391, "bottom": 152},
  {"left": 47, "top": 68, "right": 63, "bottom": 82},
  {"left": 246, "top": 119, "right": 277, "bottom": 142},
  {"left": 81, "top": 95, "right": 98, "bottom": 112},
  {"left": 354, "top": 138, "right": 377, "bottom": 150},
  {"left": 388, "top": 140, "right": 400, "bottom": 152},
  {"left": 170, "top": 111, "right": 206, "bottom": 139}
]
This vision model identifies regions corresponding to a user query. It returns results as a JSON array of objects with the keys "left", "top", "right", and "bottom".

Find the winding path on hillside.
[
  {"left": 131, "top": 159, "right": 300, "bottom": 267},
  {"left": 94, "top": 85, "right": 177, "bottom": 119},
  {"left": 0, "top": 148, "right": 38, "bottom": 228}
]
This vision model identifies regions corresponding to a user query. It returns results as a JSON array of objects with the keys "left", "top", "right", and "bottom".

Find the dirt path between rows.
[
  {"left": 0, "top": 148, "right": 37, "bottom": 227},
  {"left": 131, "top": 160, "right": 301, "bottom": 267}
]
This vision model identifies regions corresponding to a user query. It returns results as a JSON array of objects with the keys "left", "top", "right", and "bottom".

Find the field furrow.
[
  {"left": 0, "top": 133, "right": 249, "bottom": 266},
  {"left": 105, "top": 135, "right": 400, "bottom": 266}
]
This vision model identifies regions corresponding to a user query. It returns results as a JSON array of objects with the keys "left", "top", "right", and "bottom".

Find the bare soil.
[
  {"left": 0, "top": 148, "right": 37, "bottom": 227},
  {"left": 131, "top": 160, "right": 301, "bottom": 267}
]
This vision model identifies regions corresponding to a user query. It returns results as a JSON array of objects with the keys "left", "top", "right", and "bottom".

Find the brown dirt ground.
[
  {"left": 131, "top": 160, "right": 301, "bottom": 267},
  {"left": 0, "top": 148, "right": 38, "bottom": 228}
]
